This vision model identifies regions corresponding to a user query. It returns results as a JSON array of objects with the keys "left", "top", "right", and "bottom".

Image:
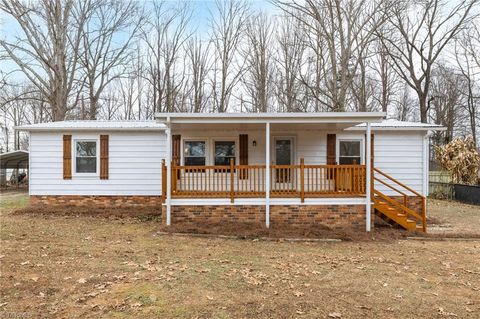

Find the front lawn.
[{"left": 0, "top": 193, "right": 479, "bottom": 318}]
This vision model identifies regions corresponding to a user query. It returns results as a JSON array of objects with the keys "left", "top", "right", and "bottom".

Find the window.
[
  {"left": 214, "top": 141, "right": 236, "bottom": 166},
  {"left": 184, "top": 141, "right": 206, "bottom": 166},
  {"left": 75, "top": 140, "right": 97, "bottom": 173},
  {"left": 339, "top": 140, "right": 361, "bottom": 164}
]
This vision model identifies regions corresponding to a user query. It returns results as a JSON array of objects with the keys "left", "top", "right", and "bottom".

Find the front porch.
[
  {"left": 162, "top": 161, "right": 366, "bottom": 201},
  {"left": 157, "top": 112, "right": 382, "bottom": 230}
]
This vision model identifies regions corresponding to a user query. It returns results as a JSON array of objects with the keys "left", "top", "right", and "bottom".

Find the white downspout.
[
  {"left": 265, "top": 122, "right": 270, "bottom": 228},
  {"left": 423, "top": 133, "right": 429, "bottom": 197},
  {"left": 365, "top": 122, "right": 372, "bottom": 232},
  {"left": 166, "top": 120, "right": 172, "bottom": 226}
]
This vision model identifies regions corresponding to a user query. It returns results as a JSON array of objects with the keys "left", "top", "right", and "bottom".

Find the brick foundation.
[
  {"left": 172, "top": 204, "right": 366, "bottom": 231},
  {"left": 30, "top": 195, "right": 163, "bottom": 208},
  {"left": 271, "top": 205, "right": 365, "bottom": 231},
  {"left": 30, "top": 196, "right": 368, "bottom": 231}
]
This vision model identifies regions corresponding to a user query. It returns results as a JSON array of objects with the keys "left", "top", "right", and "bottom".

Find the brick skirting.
[
  {"left": 30, "top": 195, "right": 163, "bottom": 208},
  {"left": 30, "top": 196, "right": 368, "bottom": 231},
  {"left": 172, "top": 204, "right": 366, "bottom": 231}
]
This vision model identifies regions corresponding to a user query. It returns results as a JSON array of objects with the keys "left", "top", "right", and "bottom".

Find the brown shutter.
[
  {"left": 63, "top": 135, "right": 72, "bottom": 179},
  {"left": 326, "top": 134, "right": 336, "bottom": 181},
  {"left": 172, "top": 135, "right": 181, "bottom": 166},
  {"left": 100, "top": 135, "right": 109, "bottom": 179},
  {"left": 326, "top": 134, "right": 336, "bottom": 165},
  {"left": 239, "top": 134, "right": 248, "bottom": 179}
]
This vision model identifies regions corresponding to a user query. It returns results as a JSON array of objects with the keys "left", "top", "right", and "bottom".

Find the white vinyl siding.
[
  {"left": 28, "top": 128, "right": 428, "bottom": 198},
  {"left": 373, "top": 131, "right": 426, "bottom": 196},
  {"left": 29, "top": 131, "right": 166, "bottom": 195}
]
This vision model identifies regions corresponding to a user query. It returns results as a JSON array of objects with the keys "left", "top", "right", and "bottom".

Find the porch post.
[
  {"left": 365, "top": 122, "right": 372, "bottom": 232},
  {"left": 166, "top": 124, "right": 172, "bottom": 226},
  {"left": 265, "top": 122, "right": 270, "bottom": 228}
]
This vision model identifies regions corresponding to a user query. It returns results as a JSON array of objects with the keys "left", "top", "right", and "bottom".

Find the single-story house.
[{"left": 16, "top": 112, "right": 444, "bottom": 232}]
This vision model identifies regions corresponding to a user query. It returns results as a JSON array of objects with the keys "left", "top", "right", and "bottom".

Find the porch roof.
[
  {"left": 156, "top": 112, "right": 385, "bottom": 124},
  {"left": 156, "top": 112, "right": 386, "bottom": 131}
]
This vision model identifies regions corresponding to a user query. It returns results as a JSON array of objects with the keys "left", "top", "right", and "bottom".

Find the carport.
[{"left": 0, "top": 150, "right": 29, "bottom": 187}]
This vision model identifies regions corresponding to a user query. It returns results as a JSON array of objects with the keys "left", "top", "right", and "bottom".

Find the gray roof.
[
  {"left": 347, "top": 119, "right": 445, "bottom": 131},
  {"left": 15, "top": 120, "right": 165, "bottom": 131}
]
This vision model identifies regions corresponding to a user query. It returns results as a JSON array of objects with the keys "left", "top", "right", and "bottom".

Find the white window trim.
[
  {"left": 336, "top": 139, "right": 364, "bottom": 165},
  {"left": 73, "top": 138, "right": 100, "bottom": 177},
  {"left": 180, "top": 136, "right": 240, "bottom": 166},
  {"left": 182, "top": 138, "right": 207, "bottom": 166},
  {"left": 271, "top": 136, "right": 296, "bottom": 165},
  {"left": 212, "top": 138, "right": 239, "bottom": 166}
]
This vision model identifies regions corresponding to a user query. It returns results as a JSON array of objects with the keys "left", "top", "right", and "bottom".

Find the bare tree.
[
  {"left": 395, "top": 84, "right": 417, "bottom": 121},
  {"left": 184, "top": 37, "right": 211, "bottom": 112},
  {"left": 381, "top": 0, "right": 478, "bottom": 123},
  {"left": 0, "top": 0, "right": 92, "bottom": 121},
  {"left": 371, "top": 34, "right": 400, "bottom": 114},
  {"left": 275, "top": 16, "right": 307, "bottom": 112},
  {"left": 210, "top": 0, "right": 249, "bottom": 112},
  {"left": 429, "top": 64, "right": 464, "bottom": 145},
  {"left": 275, "top": 0, "right": 387, "bottom": 112},
  {"left": 241, "top": 12, "right": 275, "bottom": 112},
  {"left": 455, "top": 25, "right": 480, "bottom": 147},
  {"left": 142, "top": 1, "right": 191, "bottom": 113},
  {"left": 78, "top": 0, "right": 143, "bottom": 119}
]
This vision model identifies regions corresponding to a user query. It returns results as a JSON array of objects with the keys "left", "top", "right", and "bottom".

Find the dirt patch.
[{"left": 13, "top": 203, "right": 162, "bottom": 220}]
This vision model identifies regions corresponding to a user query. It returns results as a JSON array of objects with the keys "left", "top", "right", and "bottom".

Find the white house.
[{"left": 16, "top": 112, "right": 444, "bottom": 232}]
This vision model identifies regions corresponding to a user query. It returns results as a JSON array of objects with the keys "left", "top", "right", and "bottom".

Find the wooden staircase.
[{"left": 372, "top": 169, "right": 427, "bottom": 232}]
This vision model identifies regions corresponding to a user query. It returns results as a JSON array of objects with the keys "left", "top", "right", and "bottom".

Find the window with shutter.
[
  {"left": 63, "top": 135, "right": 72, "bottom": 179},
  {"left": 100, "top": 135, "right": 109, "bottom": 179}
]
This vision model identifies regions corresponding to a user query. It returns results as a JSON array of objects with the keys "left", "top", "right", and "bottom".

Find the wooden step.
[{"left": 374, "top": 203, "right": 419, "bottom": 231}]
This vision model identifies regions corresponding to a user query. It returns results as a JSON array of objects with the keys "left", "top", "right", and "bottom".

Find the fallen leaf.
[
  {"left": 328, "top": 312, "right": 342, "bottom": 318},
  {"left": 78, "top": 278, "right": 87, "bottom": 284},
  {"left": 437, "top": 307, "right": 457, "bottom": 317}
]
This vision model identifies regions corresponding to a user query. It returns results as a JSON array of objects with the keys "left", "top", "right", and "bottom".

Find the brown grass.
[{"left": 1, "top": 194, "right": 479, "bottom": 318}]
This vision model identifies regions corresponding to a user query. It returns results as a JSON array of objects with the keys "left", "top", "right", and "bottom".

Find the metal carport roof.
[{"left": 0, "top": 150, "right": 29, "bottom": 169}]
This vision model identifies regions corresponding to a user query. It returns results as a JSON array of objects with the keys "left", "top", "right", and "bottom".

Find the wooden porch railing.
[{"left": 162, "top": 159, "right": 366, "bottom": 202}]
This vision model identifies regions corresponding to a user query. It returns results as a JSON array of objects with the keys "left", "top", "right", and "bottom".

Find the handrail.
[
  {"left": 373, "top": 168, "right": 423, "bottom": 198},
  {"left": 373, "top": 176, "right": 407, "bottom": 197},
  {"left": 373, "top": 168, "right": 426, "bottom": 232},
  {"left": 374, "top": 190, "right": 423, "bottom": 221}
]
